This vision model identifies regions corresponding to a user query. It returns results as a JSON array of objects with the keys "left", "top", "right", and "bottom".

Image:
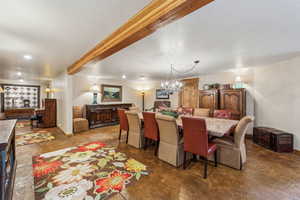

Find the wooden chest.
[{"left": 253, "top": 127, "right": 294, "bottom": 153}]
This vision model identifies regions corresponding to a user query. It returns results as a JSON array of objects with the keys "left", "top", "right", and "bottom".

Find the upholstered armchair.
[
  {"left": 209, "top": 116, "right": 253, "bottom": 170},
  {"left": 73, "top": 106, "right": 89, "bottom": 133},
  {"left": 0, "top": 113, "right": 6, "bottom": 120},
  {"left": 193, "top": 108, "right": 210, "bottom": 117},
  {"left": 156, "top": 114, "right": 184, "bottom": 167},
  {"left": 125, "top": 111, "right": 144, "bottom": 148},
  {"left": 129, "top": 106, "right": 141, "bottom": 113}
]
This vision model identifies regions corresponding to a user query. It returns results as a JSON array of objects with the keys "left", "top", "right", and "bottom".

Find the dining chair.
[
  {"left": 143, "top": 112, "right": 160, "bottom": 156},
  {"left": 178, "top": 107, "right": 194, "bottom": 115},
  {"left": 211, "top": 116, "right": 253, "bottom": 170},
  {"left": 182, "top": 116, "right": 218, "bottom": 179},
  {"left": 0, "top": 112, "right": 6, "bottom": 120},
  {"left": 125, "top": 111, "right": 144, "bottom": 148},
  {"left": 129, "top": 106, "right": 141, "bottom": 113},
  {"left": 193, "top": 108, "right": 210, "bottom": 117},
  {"left": 156, "top": 114, "right": 184, "bottom": 167},
  {"left": 213, "top": 110, "right": 232, "bottom": 119},
  {"left": 117, "top": 109, "right": 129, "bottom": 143}
]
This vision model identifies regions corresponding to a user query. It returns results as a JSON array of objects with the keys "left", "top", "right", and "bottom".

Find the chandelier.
[{"left": 161, "top": 60, "right": 199, "bottom": 95}]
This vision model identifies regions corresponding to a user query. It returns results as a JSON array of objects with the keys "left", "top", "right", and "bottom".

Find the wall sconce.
[
  {"left": 45, "top": 87, "right": 51, "bottom": 98},
  {"left": 45, "top": 87, "right": 59, "bottom": 98},
  {"left": 90, "top": 84, "right": 101, "bottom": 104}
]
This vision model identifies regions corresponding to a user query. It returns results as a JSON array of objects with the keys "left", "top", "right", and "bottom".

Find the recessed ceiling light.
[
  {"left": 140, "top": 76, "right": 145, "bottom": 80},
  {"left": 17, "top": 72, "right": 22, "bottom": 76},
  {"left": 23, "top": 54, "right": 32, "bottom": 60},
  {"left": 122, "top": 75, "right": 126, "bottom": 79},
  {"left": 19, "top": 79, "right": 24, "bottom": 83}
]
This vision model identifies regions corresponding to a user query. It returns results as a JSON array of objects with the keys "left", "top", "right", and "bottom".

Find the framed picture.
[
  {"left": 101, "top": 85, "right": 122, "bottom": 102},
  {"left": 156, "top": 89, "right": 169, "bottom": 99}
]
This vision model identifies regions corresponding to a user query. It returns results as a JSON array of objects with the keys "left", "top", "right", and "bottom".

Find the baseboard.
[
  {"left": 57, "top": 126, "right": 73, "bottom": 136},
  {"left": 294, "top": 150, "right": 300, "bottom": 156}
]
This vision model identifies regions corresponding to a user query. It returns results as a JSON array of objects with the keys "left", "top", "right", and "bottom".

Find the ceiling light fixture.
[
  {"left": 161, "top": 60, "right": 200, "bottom": 95},
  {"left": 140, "top": 76, "right": 145, "bottom": 80},
  {"left": 17, "top": 72, "right": 22, "bottom": 76},
  {"left": 19, "top": 79, "right": 24, "bottom": 83},
  {"left": 23, "top": 54, "right": 32, "bottom": 60},
  {"left": 122, "top": 75, "right": 126, "bottom": 79}
]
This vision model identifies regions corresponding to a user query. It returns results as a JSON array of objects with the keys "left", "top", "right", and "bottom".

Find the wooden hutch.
[{"left": 199, "top": 88, "right": 246, "bottom": 120}]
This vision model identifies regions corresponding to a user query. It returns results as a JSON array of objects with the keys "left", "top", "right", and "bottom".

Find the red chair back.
[
  {"left": 178, "top": 107, "right": 194, "bottom": 115},
  {"left": 118, "top": 109, "right": 129, "bottom": 131},
  {"left": 143, "top": 112, "right": 159, "bottom": 141},
  {"left": 214, "top": 110, "right": 232, "bottom": 119},
  {"left": 182, "top": 117, "right": 209, "bottom": 157}
]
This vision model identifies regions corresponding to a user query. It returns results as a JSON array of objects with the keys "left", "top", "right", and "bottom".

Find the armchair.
[{"left": 73, "top": 106, "right": 89, "bottom": 133}]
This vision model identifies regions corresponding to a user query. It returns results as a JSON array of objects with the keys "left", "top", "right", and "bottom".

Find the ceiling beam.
[{"left": 67, "top": 0, "right": 214, "bottom": 75}]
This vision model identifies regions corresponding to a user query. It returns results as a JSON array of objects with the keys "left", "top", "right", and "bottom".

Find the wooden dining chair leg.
[
  {"left": 214, "top": 150, "right": 218, "bottom": 167},
  {"left": 204, "top": 158, "right": 208, "bottom": 179},
  {"left": 126, "top": 131, "right": 129, "bottom": 144},
  {"left": 118, "top": 129, "right": 122, "bottom": 140},
  {"left": 154, "top": 141, "right": 159, "bottom": 156},
  {"left": 183, "top": 151, "right": 187, "bottom": 169},
  {"left": 144, "top": 138, "right": 148, "bottom": 150},
  {"left": 240, "top": 156, "right": 243, "bottom": 170}
]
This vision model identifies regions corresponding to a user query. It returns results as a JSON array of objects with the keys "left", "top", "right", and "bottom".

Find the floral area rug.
[
  {"left": 16, "top": 130, "right": 55, "bottom": 146},
  {"left": 16, "top": 120, "right": 31, "bottom": 128},
  {"left": 33, "top": 141, "right": 149, "bottom": 200}
]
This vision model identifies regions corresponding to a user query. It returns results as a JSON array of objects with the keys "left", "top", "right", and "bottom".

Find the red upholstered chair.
[
  {"left": 143, "top": 112, "right": 160, "bottom": 156},
  {"left": 178, "top": 107, "right": 194, "bottom": 115},
  {"left": 213, "top": 110, "right": 232, "bottom": 119},
  {"left": 117, "top": 109, "right": 129, "bottom": 143},
  {"left": 182, "top": 117, "right": 218, "bottom": 179}
]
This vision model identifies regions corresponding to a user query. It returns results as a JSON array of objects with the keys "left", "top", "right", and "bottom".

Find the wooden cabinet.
[
  {"left": 179, "top": 78, "right": 199, "bottom": 108},
  {"left": 219, "top": 89, "right": 246, "bottom": 120},
  {"left": 199, "top": 89, "right": 219, "bottom": 116},
  {"left": 198, "top": 88, "right": 246, "bottom": 120},
  {"left": 42, "top": 99, "right": 57, "bottom": 128},
  {"left": 86, "top": 104, "right": 132, "bottom": 128},
  {"left": 0, "top": 120, "right": 17, "bottom": 200}
]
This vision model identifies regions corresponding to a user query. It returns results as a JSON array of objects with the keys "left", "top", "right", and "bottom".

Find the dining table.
[{"left": 138, "top": 113, "right": 239, "bottom": 137}]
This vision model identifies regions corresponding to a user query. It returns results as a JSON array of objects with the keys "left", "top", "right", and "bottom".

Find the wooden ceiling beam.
[{"left": 67, "top": 0, "right": 214, "bottom": 75}]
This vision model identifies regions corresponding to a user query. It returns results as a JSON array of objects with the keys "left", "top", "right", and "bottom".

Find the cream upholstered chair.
[
  {"left": 125, "top": 111, "right": 144, "bottom": 148},
  {"left": 73, "top": 106, "right": 89, "bottom": 133},
  {"left": 129, "top": 106, "right": 141, "bottom": 113},
  {"left": 156, "top": 114, "right": 184, "bottom": 167},
  {"left": 193, "top": 108, "right": 210, "bottom": 117},
  {"left": 210, "top": 116, "right": 253, "bottom": 170},
  {"left": 0, "top": 113, "right": 6, "bottom": 120}
]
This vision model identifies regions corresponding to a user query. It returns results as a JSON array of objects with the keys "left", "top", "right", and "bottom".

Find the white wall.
[
  {"left": 144, "top": 82, "right": 179, "bottom": 110},
  {"left": 52, "top": 72, "right": 73, "bottom": 135},
  {"left": 72, "top": 75, "right": 142, "bottom": 108},
  {"left": 253, "top": 57, "right": 300, "bottom": 150}
]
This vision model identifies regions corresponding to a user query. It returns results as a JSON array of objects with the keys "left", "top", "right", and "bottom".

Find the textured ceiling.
[
  {"left": 1, "top": 0, "right": 300, "bottom": 82},
  {"left": 0, "top": 0, "right": 151, "bottom": 81}
]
